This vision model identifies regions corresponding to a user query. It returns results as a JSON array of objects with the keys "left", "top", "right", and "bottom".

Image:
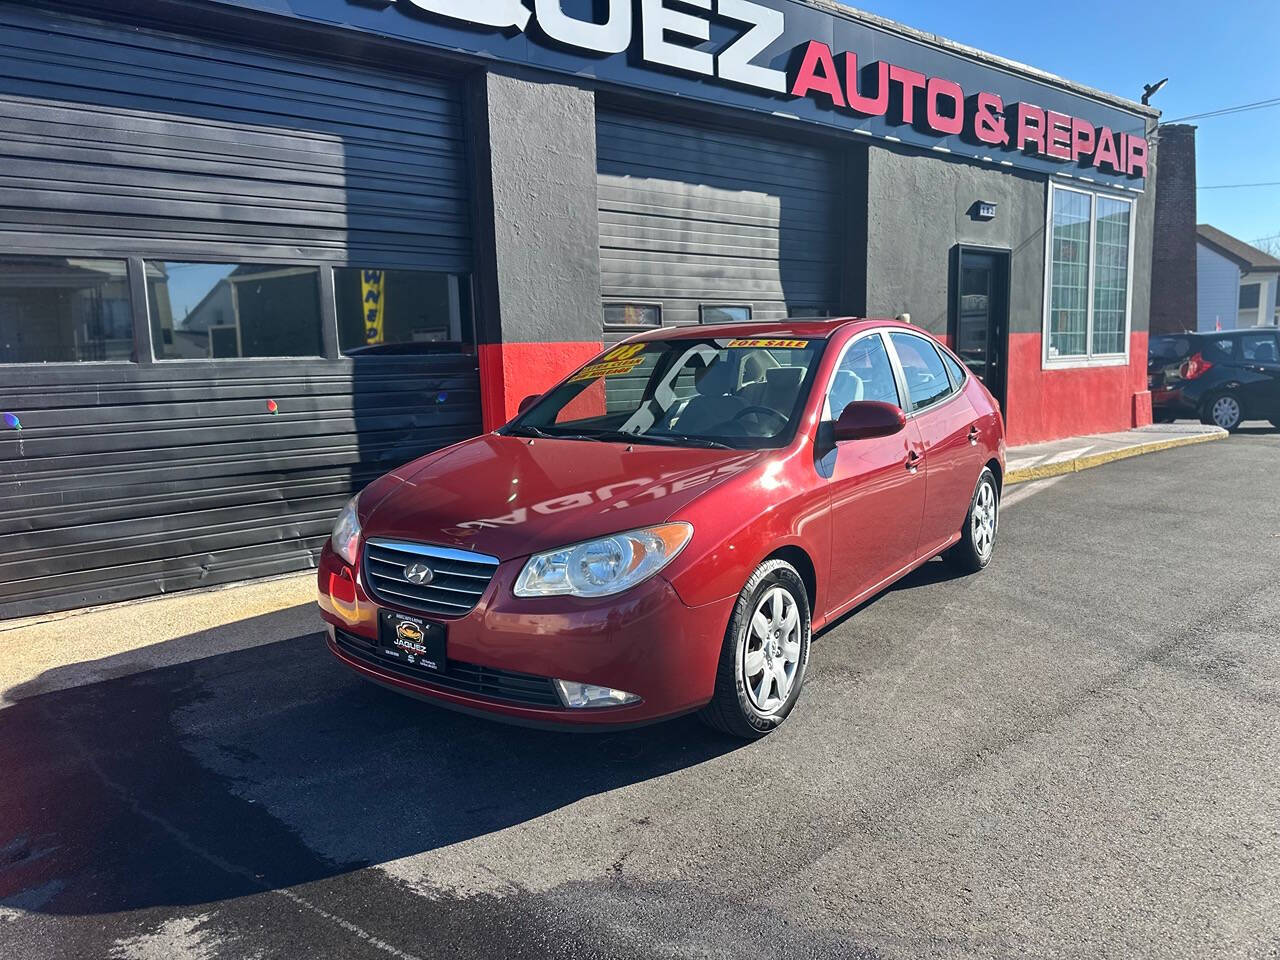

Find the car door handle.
[
  {"left": 906, "top": 451, "right": 922, "bottom": 474},
  {"left": 968, "top": 425, "right": 980, "bottom": 446}
]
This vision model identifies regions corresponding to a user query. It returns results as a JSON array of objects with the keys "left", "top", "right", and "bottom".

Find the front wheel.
[
  {"left": 1202, "top": 393, "right": 1244, "bottom": 432},
  {"left": 699, "top": 559, "right": 811, "bottom": 739},
  {"left": 947, "top": 468, "right": 999, "bottom": 574}
]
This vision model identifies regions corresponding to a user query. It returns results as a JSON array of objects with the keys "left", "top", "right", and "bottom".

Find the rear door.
[
  {"left": 887, "top": 331, "right": 979, "bottom": 556},
  {"left": 1237, "top": 331, "right": 1280, "bottom": 419}
]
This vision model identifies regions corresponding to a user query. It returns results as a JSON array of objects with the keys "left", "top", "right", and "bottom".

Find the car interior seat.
[{"left": 672, "top": 360, "right": 749, "bottom": 433}]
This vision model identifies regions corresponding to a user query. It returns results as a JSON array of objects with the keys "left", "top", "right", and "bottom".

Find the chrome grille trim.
[{"left": 363, "top": 538, "right": 499, "bottom": 618}]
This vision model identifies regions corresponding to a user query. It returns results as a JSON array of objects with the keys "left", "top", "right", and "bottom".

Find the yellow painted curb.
[{"left": 1006, "top": 430, "right": 1226, "bottom": 485}]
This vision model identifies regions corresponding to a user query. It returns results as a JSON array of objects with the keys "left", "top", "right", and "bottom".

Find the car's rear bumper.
[
  {"left": 1151, "top": 385, "right": 1201, "bottom": 416},
  {"left": 317, "top": 543, "right": 734, "bottom": 728}
]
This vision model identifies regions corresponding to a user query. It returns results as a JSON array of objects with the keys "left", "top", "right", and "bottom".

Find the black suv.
[{"left": 1149, "top": 330, "right": 1280, "bottom": 432}]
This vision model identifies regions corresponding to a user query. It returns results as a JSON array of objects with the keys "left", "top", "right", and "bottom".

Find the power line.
[
  {"left": 1162, "top": 96, "right": 1280, "bottom": 124},
  {"left": 1197, "top": 181, "right": 1280, "bottom": 190}
]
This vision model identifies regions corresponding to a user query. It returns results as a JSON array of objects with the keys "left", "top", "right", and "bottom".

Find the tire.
[
  {"left": 698, "top": 559, "right": 811, "bottom": 739},
  {"left": 1153, "top": 411, "right": 1176, "bottom": 424},
  {"left": 947, "top": 468, "right": 999, "bottom": 574},
  {"left": 1270, "top": 419, "right": 1280, "bottom": 431},
  {"left": 1201, "top": 393, "right": 1244, "bottom": 432}
]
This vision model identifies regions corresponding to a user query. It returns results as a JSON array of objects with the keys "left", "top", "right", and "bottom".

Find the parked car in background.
[
  {"left": 1149, "top": 330, "right": 1280, "bottom": 432},
  {"left": 318, "top": 319, "right": 1005, "bottom": 738}
]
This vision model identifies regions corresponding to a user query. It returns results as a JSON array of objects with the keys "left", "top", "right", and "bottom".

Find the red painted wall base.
[
  {"left": 1004, "top": 331, "right": 1149, "bottom": 445},
  {"left": 478, "top": 341, "right": 603, "bottom": 432}
]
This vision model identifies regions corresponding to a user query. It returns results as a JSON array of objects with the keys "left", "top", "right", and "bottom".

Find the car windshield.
[{"left": 506, "top": 335, "right": 828, "bottom": 449}]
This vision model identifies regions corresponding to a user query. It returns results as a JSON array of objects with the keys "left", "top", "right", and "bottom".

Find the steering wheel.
[{"left": 730, "top": 405, "right": 789, "bottom": 431}]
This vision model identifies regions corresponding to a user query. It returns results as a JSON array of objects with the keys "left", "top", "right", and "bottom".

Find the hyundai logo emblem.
[{"left": 403, "top": 562, "right": 434, "bottom": 585}]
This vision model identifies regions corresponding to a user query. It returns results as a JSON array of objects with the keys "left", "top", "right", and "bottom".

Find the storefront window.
[
  {"left": 700, "top": 304, "right": 752, "bottom": 324},
  {"left": 0, "top": 256, "right": 133, "bottom": 363},
  {"left": 147, "top": 261, "right": 323, "bottom": 359},
  {"left": 336, "top": 268, "right": 468, "bottom": 355},
  {"left": 603, "top": 303, "right": 661, "bottom": 328},
  {"left": 1092, "top": 197, "right": 1131, "bottom": 355},
  {"left": 1048, "top": 190, "right": 1091, "bottom": 359},
  {"left": 1046, "top": 186, "right": 1133, "bottom": 362}
]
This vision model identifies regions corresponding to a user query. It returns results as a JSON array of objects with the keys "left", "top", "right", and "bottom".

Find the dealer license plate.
[{"left": 377, "top": 609, "right": 446, "bottom": 672}]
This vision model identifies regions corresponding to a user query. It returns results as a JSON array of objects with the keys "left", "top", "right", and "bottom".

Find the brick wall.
[{"left": 1149, "top": 124, "right": 1197, "bottom": 335}]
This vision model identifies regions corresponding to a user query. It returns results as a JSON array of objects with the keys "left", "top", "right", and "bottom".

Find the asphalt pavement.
[{"left": 2, "top": 427, "right": 1278, "bottom": 960}]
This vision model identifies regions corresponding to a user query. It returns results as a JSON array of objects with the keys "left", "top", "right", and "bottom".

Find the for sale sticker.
[
  {"left": 569, "top": 343, "right": 646, "bottom": 382},
  {"left": 726, "top": 338, "right": 810, "bottom": 349}
]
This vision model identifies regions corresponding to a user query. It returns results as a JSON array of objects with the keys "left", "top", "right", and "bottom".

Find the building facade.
[
  {"left": 0, "top": 0, "right": 1158, "bottom": 617},
  {"left": 1189, "top": 226, "right": 1280, "bottom": 333}
]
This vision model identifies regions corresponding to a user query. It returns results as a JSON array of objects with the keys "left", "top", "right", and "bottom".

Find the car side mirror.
[
  {"left": 517, "top": 394, "right": 539, "bottom": 416},
  {"left": 832, "top": 401, "right": 907, "bottom": 442}
]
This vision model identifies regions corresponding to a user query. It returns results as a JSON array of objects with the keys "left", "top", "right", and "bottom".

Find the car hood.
[{"left": 364, "top": 433, "right": 765, "bottom": 560}]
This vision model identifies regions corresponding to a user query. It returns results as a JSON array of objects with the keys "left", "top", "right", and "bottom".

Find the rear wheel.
[
  {"left": 947, "top": 468, "right": 999, "bottom": 574},
  {"left": 1202, "top": 392, "right": 1244, "bottom": 432},
  {"left": 699, "top": 559, "right": 811, "bottom": 739}
]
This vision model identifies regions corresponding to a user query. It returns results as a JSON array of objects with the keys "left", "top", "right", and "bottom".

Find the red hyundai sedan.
[{"left": 318, "top": 319, "right": 1004, "bottom": 738}]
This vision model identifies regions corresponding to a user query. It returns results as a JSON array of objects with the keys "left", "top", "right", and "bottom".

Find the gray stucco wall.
[
  {"left": 861, "top": 146, "right": 1047, "bottom": 337},
  {"left": 469, "top": 71, "right": 601, "bottom": 346},
  {"left": 862, "top": 142, "right": 1155, "bottom": 344}
]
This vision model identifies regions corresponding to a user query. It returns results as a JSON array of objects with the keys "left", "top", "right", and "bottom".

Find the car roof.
[
  {"left": 1157, "top": 330, "right": 1276, "bottom": 339},
  {"left": 625, "top": 317, "right": 917, "bottom": 342}
]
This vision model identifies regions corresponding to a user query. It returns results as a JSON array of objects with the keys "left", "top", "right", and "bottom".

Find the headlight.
[
  {"left": 513, "top": 523, "right": 692, "bottom": 598},
  {"left": 330, "top": 495, "right": 361, "bottom": 566}
]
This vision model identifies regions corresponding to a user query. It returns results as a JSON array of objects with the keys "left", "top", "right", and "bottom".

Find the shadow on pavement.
[{"left": 0, "top": 628, "right": 743, "bottom": 917}]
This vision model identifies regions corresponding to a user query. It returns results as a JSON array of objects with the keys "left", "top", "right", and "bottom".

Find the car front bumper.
[{"left": 317, "top": 543, "right": 735, "bottom": 728}]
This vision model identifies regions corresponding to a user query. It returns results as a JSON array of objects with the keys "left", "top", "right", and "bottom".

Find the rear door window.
[{"left": 888, "top": 332, "right": 955, "bottom": 412}]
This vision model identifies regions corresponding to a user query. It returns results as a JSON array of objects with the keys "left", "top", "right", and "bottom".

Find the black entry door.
[{"left": 953, "top": 248, "right": 1009, "bottom": 411}]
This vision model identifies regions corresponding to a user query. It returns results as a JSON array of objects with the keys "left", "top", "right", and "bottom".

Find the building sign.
[{"left": 208, "top": 0, "right": 1150, "bottom": 188}]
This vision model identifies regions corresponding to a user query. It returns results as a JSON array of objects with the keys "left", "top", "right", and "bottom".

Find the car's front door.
[
  {"left": 887, "top": 331, "right": 980, "bottom": 556},
  {"left": 822, "top": 332, "right": 926, "bottom": 617},
  {"left": 1237, "top": 331, "right": 1280, "bottom": 419}
]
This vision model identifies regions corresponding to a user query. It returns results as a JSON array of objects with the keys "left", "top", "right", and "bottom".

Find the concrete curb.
[{"left": 1006, "top": 429, "right": 1227, "bottom": 485}]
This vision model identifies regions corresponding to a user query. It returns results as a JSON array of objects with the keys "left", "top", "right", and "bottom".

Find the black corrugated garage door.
[
  {"left": 0, "top": 6, "right": 479, "bottom": 617},
  {"left": 597, "top": 109, "right": 846, "bottom": 339}
]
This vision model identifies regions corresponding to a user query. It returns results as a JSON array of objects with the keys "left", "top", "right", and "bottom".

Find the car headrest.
[
  {"left": 765, "top": 366, "right": 804, "bottom": 391},
  {"left": 694, "top": 359, "right": 738, "bottom": 396},
  {"left": 1256, "top": 341, "right": 1277, "bottom": 362}
]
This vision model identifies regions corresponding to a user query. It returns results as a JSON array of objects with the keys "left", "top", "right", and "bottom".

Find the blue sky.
[{"left": 850, "top": 0, "right": 1280, "bottom": 250}]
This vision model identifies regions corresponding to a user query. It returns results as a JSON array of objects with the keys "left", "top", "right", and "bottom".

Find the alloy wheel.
[
  {"left": 742, "top": 586, "right": 802, "bottom": 714},
  {"left": 972, "top": 479, "right": 997, "bottom": 560}
]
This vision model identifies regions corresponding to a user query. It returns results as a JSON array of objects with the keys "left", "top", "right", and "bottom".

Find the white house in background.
[{"left": 1195, "top": 225, "right": 1280, "bottom": 331}]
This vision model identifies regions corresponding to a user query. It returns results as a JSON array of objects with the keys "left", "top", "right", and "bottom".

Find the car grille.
[
  {"left": 333, "top": 628, "right": 562, "bottom": 708},
  {"left": 363, "top": 539, "right": 499, "bottom": 618}
]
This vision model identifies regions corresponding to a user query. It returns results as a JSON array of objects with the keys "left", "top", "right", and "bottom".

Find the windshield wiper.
[
  {"left": 506, "top": 425, "right": 615, "bottom": 443},
  {"left": 509, "top": 426, "right": 734, "bottom": 449},
  {"left": 616, "top": 432, "right": 736, "bottom": 450},
  {"left": 505, "top": 424, "right": 557, "bottom": 439}
]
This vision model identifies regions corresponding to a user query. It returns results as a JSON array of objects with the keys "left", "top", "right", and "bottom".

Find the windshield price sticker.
[
  {"left": 726, "top": 338, "right": 810, "bottom": 349},
  {"left": 570, "top": 344, "right": 646, "bottom": 382}
]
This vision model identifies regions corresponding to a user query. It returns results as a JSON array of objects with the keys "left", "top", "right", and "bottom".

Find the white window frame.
[{"left": 1041, "top": 181, "right": 1135, "bottom": 370}]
